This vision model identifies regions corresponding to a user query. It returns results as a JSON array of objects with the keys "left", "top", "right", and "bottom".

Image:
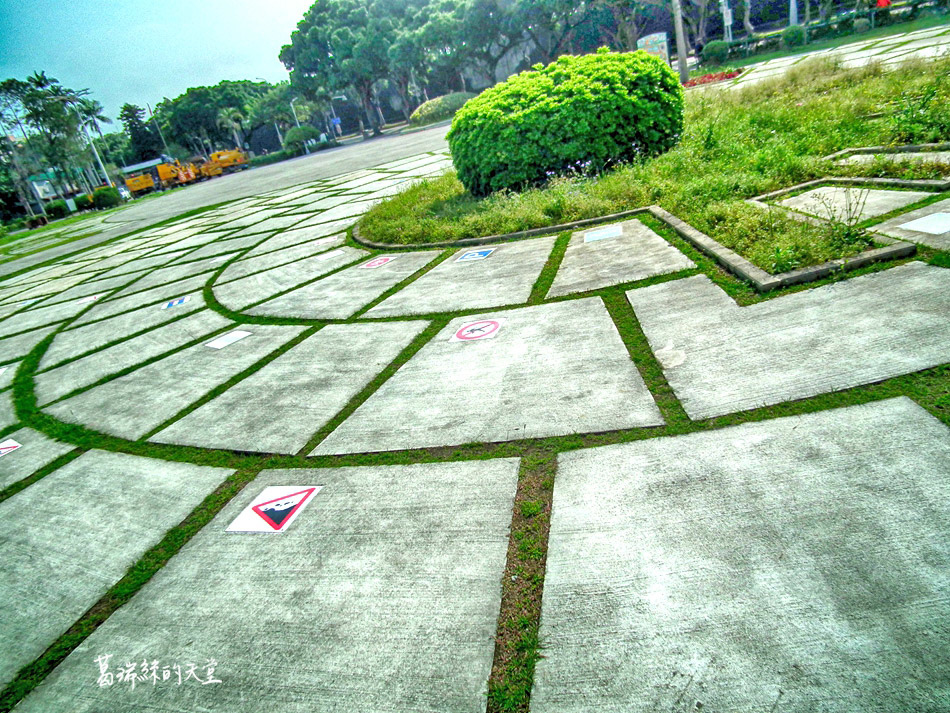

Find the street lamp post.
[{"left": 671, "top": 0, "right": 691, "bottom": 84}]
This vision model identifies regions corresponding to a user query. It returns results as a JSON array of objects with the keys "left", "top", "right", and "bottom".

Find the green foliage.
[
  {"left": 118, "top": 104, "right": 162, "bottom": 162},
  {"left": 409, "top": 92, "right": 475, "bottom": 126},
  {"left": 248, "top": 149, "right": 295, "bottom": 167},
  {"left": 282, "top": 125, "right": 323, "bottom": 150},
  {"left": 854, "top": 18, "right": 871, "bottom": 33},
  {"left": 45, "top": 199, "right": 69, "bottom": 219},
  {"left": 73, "top": 193, "right": 93, "bottom": 211},
  {"left": 447, "top": 49, "right": 684, "bottom": 196},
  {"left": 362, "top": 56, "right": 950, "bottom": 274},
  {"left": 92, "top": 186, "right": 120, "bottom": 209},
  {"left": 702, "top": 40, "right": 730, "bottom": 65},
  {"left": 154, "top": 80, "right": 270, "bottom": 149},
  {"left": 782, "top": 24, "right": 806, "bottom": 47}
]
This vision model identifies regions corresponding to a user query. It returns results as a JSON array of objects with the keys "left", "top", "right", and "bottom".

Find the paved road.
[{"left": 104, "top": 123, "right": 451, "bottom": 228}]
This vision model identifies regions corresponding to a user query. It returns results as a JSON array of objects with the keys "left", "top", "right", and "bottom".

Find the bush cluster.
[
  {"left": 45, "top": 200, "right": 70, "bottom": 219},
  {"left": 447, "top": 48, "right": 684, "bottom": 196},
  {"left": 93, "top": 186, "right": 121, "bottom": 209},
  {"left": 409, "top": 92, "right": 476, "bottom": 127},
  {"left": 702, "top": 40, "right": 730, "bottom": 65},
  {"left": 782, "top": 25, "right": 806, "bottom": 48},
  {"left": 74, "top": 193, "right": 93, "bottom": 211},
  {"left": 283, "top": 125, "right": 323, "bottom": 151},
  {"left": 854, "top": 17, "right": 871, "bottom": 32}
]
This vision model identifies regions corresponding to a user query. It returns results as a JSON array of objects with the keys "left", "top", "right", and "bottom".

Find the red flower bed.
[{"left": 684, "top": 69, "right": 743, "bottom": 87}]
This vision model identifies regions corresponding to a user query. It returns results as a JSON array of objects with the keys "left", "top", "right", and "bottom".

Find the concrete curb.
[
  {"left": 354, "top": 203, "right": 916, "bottom": 293},
  {"left": 822, "top": 141, "right": 950, "bottom": 161}
]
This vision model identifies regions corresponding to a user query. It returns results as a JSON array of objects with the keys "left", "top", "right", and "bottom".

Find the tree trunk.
[{"left": 743, "top": 0, "right": 756, "bottom": 34}]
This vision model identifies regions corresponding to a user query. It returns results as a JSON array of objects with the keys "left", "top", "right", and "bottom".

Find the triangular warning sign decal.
[{"left": 251, "top": 488, "right": 317, "bottom": 531}]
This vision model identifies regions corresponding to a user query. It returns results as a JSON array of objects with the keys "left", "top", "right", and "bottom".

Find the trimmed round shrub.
[
  {"left": 74, "top": 193, "right": 93, "bottom": 211},
  {"left": 283, "top": 125, "right": 322, "bottom": 152},
  {"left": 447, "top": 48, "right": 684, "bottom": 196},
  {"left": 854, "top": 17, "right": 871, "bottom": 32},
  {"left": 702, "top": 40, "right": 730, "bottom": 65},
  {"left": 782, "top": 24, "right": 806, "bottom": 48},
  {"left": 93, "top": 186, "right": 121, "bottom": 209},
  {"left": 409, "top": 92, "right": 476, "bottom": 127},
  {"left": 45, "top": 199, "right": 70, "bottom": 219}
]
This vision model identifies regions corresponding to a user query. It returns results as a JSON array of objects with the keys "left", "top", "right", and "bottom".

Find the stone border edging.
[
  {"left": 354, "top": 203, "right": 916, "bottom": 293},
  {"left": 822, "top": 142, "right": 950, "bottom": 161}
]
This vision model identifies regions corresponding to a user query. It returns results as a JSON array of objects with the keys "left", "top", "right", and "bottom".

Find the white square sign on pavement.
[
  {"left": 456, "top": 248, "right": 496, "bottom": 262},
  {"left": 898, "top": 213, "right": 950, "bottom": 235},
  {"left": 205, "top": 330, "right": 252, "bottom": 350},
  {"left": 0, "top": 439, "right": 22, "bottom": 457},
  {"left": 226, "top": 485, "right": 322, "bottom": 533},
  {"left": 583, "top": 225, "right": 623, "bottom": 243}
]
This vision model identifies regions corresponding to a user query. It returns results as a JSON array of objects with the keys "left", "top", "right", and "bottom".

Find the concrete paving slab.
[
  {"left": 171, "top": 233, "right": 262, "bottom": 262},
  {"left": 533, "top": 398, "right": 950, "bottom": 713},
  {"left": 71, "top": 274, "right": 212, "bottom": 325},
  {"left": 294, "top": 200, "right": 375, "bottom": 228},
  {"left": 37, "top": 270, "right": 149, "bottom": 306},
  {"left": 0, "top": 392, "right": 14, "bottom": 430},
  {"left": 218, "top": 236, "right": 344, "bottom": 283},
  {"left": 626, "top": 262, "right": 950, "bottom": 420},
  {"left": 0, "top": 361, "right": 16, "bottom": 390},
  {"left": 0, "top": 273, "right": 91, "bottom": 305},
  {"left": 94, "top": 249, "right": 191, "bottom": 278},
  {"left": 0, "top": 427, "right": 74, "bottom": 489},
  {"left": 17, "top": 459, "right": 517, "bottom": 713},
  {"left": 871, "top": 196, "right": 950, "bottom": 250},
  {"left": 316, "top": 298, "right": 663, "bottom": 454},
  {"left": 152, "top": 320, "right": 429, "bottom": 453},
  {"left": 400, "top": 159, "right": 454, "bottom": 177},
  {"left": 112, "top": 255, "right": 230, "bottom": 296},
  {"left": 40, "top": 297, "right": 205, "bottom": 369},
  {"left": 547, "top": 219, "right": 695, "bottom": 298},
  {"left": 213, "top": 246, "right": 366, "bottom": 311},
  {"left": 779, "top": 186, "right": 933, "bottom": 222},
  {"left": 0, "top": 298, "right": 89, "bottom": 339},
  {"left": 44, "top": 324, "right": 305, "bottom": 439},
  {"left": 0, "top": 450, "right": 232, "bottom": 689},
  {"left": 283, "top": 193, "right": 354, "bottom": 214},
  {"left": 367, "top": 237, "right": 556, "bottom": 317},
  {"left": 232, "top": 213, "right": 308, "bottom": 235},
  {"left": 333, "top": 172, "right": 396, "bottom": 191},
  {"left": 214, "top": 207, "right": 285, "bottom": 230},
  {"left": 0, "top": 324, "right": 57, "bottom": 364},
  {"left": 249, "top": 251, "right": 441, "bottom": 319},
  {"left": 242, "top": 222, "right": 349, "bottom": 256},
  {"left": 36, "top": 310, "right": 233, "bottom": 405}
]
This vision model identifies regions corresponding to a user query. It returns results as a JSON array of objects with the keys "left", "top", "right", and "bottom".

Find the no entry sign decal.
[{"left": 450, "top": 319, "right": 504, "bottom": 342}]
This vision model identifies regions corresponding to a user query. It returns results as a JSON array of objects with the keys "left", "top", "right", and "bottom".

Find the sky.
[{"left": 0, "top": 0, "right": 314, "bottom": 130}]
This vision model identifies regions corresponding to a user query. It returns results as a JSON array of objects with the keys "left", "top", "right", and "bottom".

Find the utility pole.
[
  {"left": 146, "top": 103, "right": 170, "bottom": 153},
  {"left": 721, "top": 0, "right": 734, "bottom": 42},
  {"left": 290, "top": 97, "right": 309, "bottom": 155},
  {"left": 671, "top": 0, "right": 691, "bottom": 84},
  {"left": 72, "top": 107, "right": 113, "bottom": 187},
  {"left": 789, "top": 0, "right": 799, "bottom": 25}
]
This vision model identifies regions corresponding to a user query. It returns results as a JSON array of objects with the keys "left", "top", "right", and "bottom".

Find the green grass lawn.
[
  {"left": 359, "top": 54, "right": 950, "bottom": 274},
  {"left": 695, "top": 12, "right": 950, "bottom": 76}
]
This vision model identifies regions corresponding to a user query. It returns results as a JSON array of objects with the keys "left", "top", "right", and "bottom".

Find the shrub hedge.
[
  {"left": 74, "top": 193, "right": 93, "bottom": 211},
  {"left": 45, "top": 200, "right": 70, "bottom": 219},
  {"left": 93, "top": 186, "right": 121, "bottom": 209},
  {"left": 447, "top": 48, "right": 684, "bottom": 196},
  {"left": 408, "top": 92, "right": 476, "bottom": 127},
  {"left": 702, "top": 40, "right": 730, "bottom": 65},
  {"left": 782, "top": 24, "right": 807, "bottom": 47},
  {"left": 283, "top": 125, "right": 322, "bottom": 151}
]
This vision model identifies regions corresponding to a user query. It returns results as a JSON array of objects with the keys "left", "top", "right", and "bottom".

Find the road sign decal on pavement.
[
  {"left": 450, "top": 319, "right": 504, "bottom": 342},
  {"left": 583, "top": 225, "right": 623, "bottom": 243},
  {"left": 359, "top": 256, "right": 397, "bottom": 269},
  {"left": 161, "top": 296, "right": 190, "bottom": 310},
  {"left": 205, "top": 330, "right": 252, "bottom": 350},
  {"left": 226, "top": 486, "right": 322, "bottom": 533},
  {"left": 77, "top": 294, "right": 105, "bottom": 304},
  {"left": 0, "top": 439, "right": 22, "bottom": 458},
  {"left": 456, "top": 248, "right": 496, "bottom": 262},
  {"left": 317, "top": 248, "right": 346, "bottom": 261}
]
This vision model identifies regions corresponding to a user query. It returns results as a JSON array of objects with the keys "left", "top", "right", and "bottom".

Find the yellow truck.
[
  {"left": 209, "top": 150, "right": 248, "bottom": 173},
  {"left": 124, "top": 173, "right": 155, "bottom": 196}
]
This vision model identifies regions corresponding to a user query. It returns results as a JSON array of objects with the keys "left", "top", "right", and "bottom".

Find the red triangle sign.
[{"left": 251, "top": 488, "right": 317, "bottom": 531}]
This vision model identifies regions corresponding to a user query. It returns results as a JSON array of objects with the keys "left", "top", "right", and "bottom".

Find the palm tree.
[{"left": 216, "top": 107, "right": 245, "bottom": 150}]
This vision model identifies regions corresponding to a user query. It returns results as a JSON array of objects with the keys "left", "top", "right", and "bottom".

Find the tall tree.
[
  {"left": 119, "top": 104, "right": 162, "bottom": 162},
  {"left": 216, "top": 107, "right": 246, "bottom": 149},
  {"left": 516, "top": 0, "right": 591, "bottom": 64},
  {"left": 281, "top": 0, "right": 397, "bottom": 135}
]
